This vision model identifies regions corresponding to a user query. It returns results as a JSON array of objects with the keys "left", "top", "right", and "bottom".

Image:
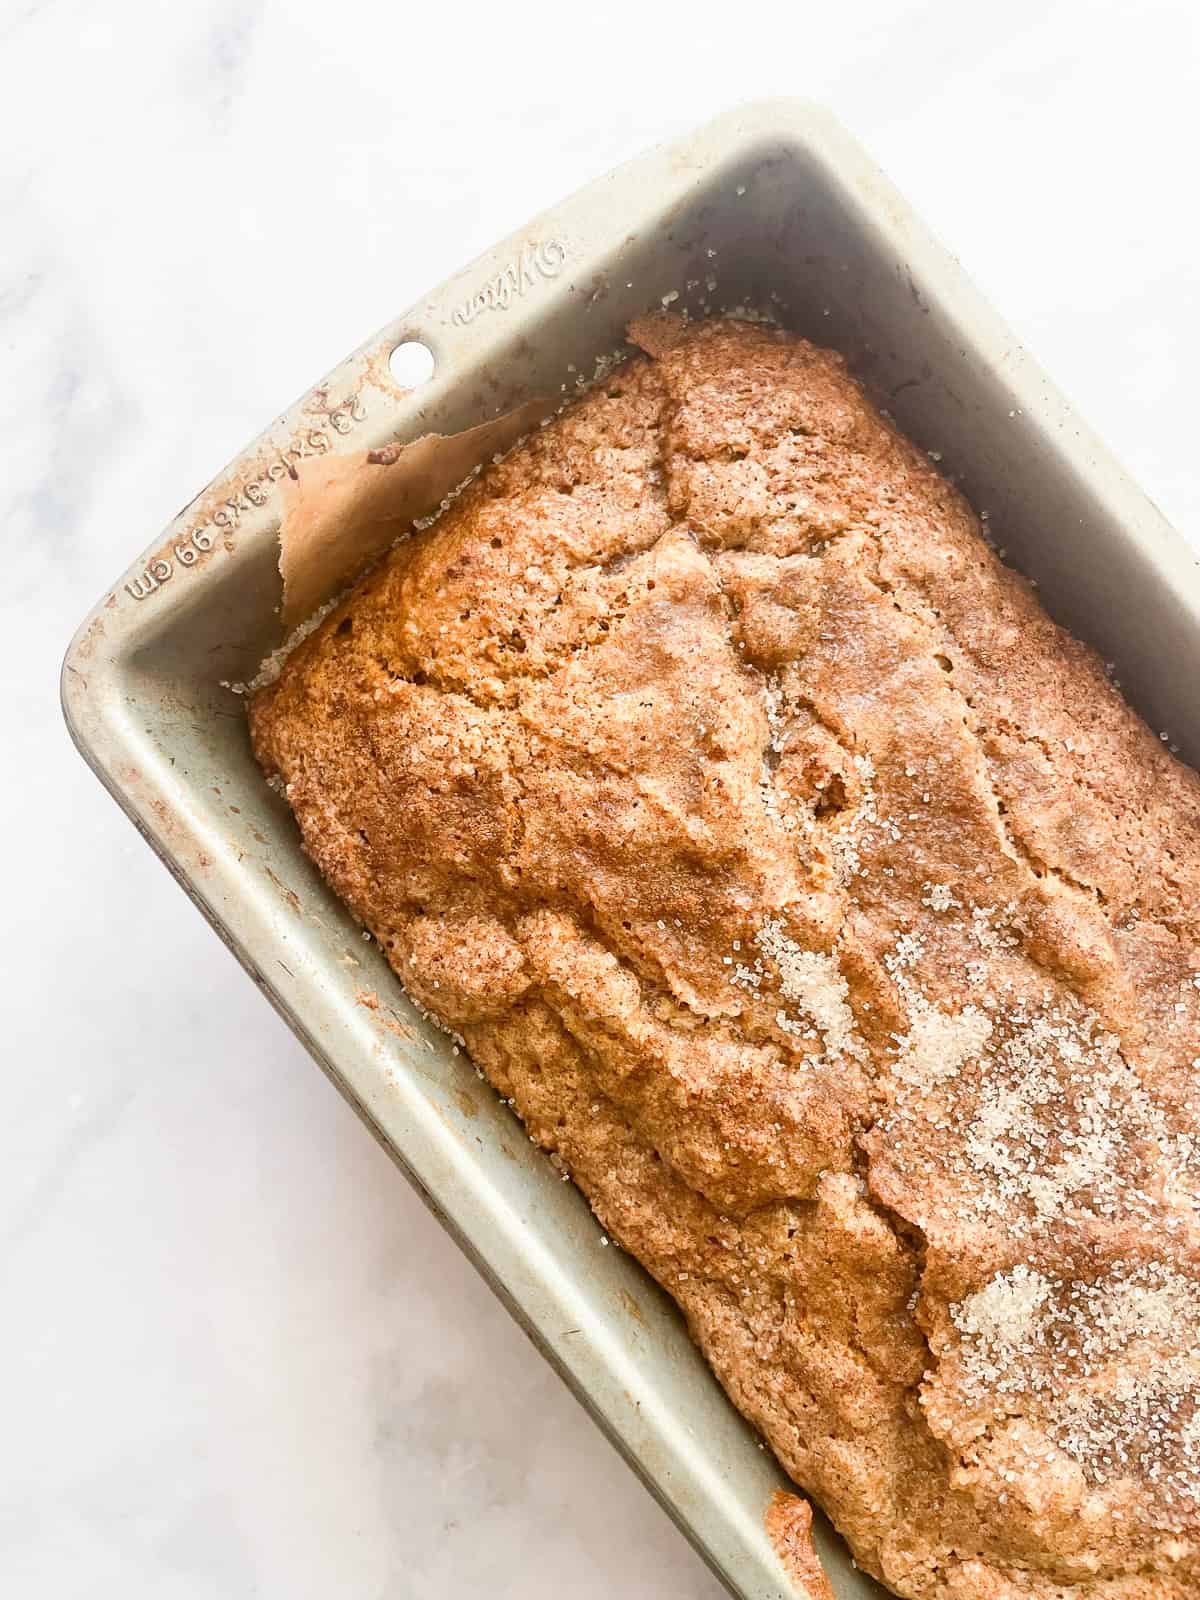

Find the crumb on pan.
[{"left": 764, "top": 1491, "right": 836, "bottom": 1600}]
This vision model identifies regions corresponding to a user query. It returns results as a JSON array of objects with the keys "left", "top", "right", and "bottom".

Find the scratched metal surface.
[{"left": 61, "top": 102, "right": 1200, "bottom": 1600}]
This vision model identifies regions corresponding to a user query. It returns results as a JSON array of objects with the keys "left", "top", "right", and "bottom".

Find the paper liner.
[{"left": 278, "top": 398, "right": 546, "bottom": 627}]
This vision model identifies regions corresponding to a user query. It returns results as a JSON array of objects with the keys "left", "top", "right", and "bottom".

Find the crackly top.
[{"left": 250, "top": 315, "right": 1200, "bottom": 1599}]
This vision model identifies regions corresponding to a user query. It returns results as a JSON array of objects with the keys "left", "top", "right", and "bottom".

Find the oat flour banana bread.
[{"left": 250, "top": 316, "right": 1200, "bottom": 1599}]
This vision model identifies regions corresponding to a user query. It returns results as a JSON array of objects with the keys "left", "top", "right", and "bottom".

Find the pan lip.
[{"left": 60, "top": 97, "right": 1195, "bottom": 1600}]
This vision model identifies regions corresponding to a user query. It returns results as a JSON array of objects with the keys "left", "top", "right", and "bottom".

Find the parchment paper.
[{"left": 278, "top": 398, "right": 546, "bottom": 627}]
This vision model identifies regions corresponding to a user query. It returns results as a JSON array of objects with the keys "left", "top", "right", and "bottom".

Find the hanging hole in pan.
[{"left": 389, "top": 339, "right": 435, "bottom": 388}]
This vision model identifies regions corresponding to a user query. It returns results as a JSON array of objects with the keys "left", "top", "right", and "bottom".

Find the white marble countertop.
[{"left": 3, "top": 3, "right": 1198, "bottom": 1595}]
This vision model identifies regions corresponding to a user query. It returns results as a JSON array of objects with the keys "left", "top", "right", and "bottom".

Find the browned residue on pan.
[
  {"left": 617, "top": 1288, "right": 646, "bottom": 1327},
  {"left": 264, "top": 866, "right": 301, "bottom": 915},
  {"left": 452, "top": 1087, "right": 479, "bottom": 1120},
  {"left": 355, "top": 986, "right": 415, "bottom": 1042}
]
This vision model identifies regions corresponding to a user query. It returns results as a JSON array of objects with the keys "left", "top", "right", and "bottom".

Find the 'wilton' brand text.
[{"left": 451, "top": 240, "right": 567, "bottom": 326}]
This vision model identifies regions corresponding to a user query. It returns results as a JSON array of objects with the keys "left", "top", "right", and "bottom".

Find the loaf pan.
[{"left": 62, "top": 102, "right": 1200, "bottom": 1600}]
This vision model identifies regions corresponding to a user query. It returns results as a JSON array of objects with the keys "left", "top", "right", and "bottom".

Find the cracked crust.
[{"left": 250, "top": 317, "right": 1200, "bottom": 1598}]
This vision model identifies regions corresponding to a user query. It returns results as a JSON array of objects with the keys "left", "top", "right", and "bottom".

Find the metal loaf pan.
[{"left": 62, "top": 102, "right": 1200, "bottom": 1600}]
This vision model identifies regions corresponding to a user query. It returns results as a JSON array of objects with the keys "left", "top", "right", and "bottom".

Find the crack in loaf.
[{"left": 249, "top": 315, "right": 1200, "bottom": 1599}]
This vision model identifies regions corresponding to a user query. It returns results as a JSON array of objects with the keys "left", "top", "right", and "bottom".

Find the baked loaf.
[{"left": 250, "top": 316, "right": 1200, "bottom": 1599}]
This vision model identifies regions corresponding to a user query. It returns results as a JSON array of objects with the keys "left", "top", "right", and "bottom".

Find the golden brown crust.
[{"left": 250, "top": 317, "right": 1200, "bottom": 1599}]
